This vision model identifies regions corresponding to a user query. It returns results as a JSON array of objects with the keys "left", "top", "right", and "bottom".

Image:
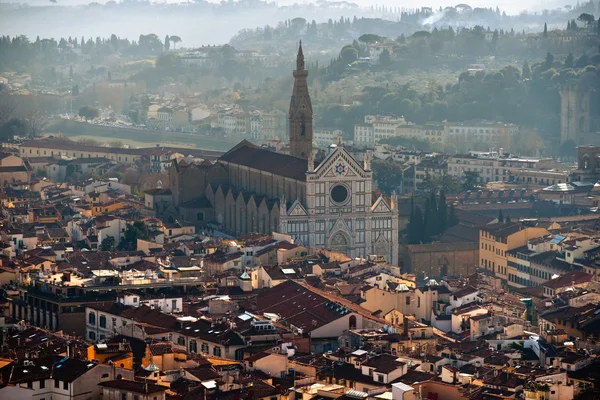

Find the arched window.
[{"left": 349, "top": 315, "right": 357, "bottom": 330}]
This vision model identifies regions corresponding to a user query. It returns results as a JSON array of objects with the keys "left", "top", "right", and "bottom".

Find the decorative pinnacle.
[{"left": 296, "top": 41, "right": 305, "bottom": 70}]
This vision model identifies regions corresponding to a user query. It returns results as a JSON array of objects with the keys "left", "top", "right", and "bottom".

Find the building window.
[
  {"left": 202, "top": 343, "right": 209, "bottom": 353},
  {"left": 88, "top": 312, "right": 96, "bottom": 325},
  {"left": 406, "top": 296, "right": 410, "bottom": 305},
  {"left": 55, "top": 379, "right": 59, "bottom": 388},
  {"left": 40, "top": 380, "right": 45, "bottom": 389},
  {"left": 99, "top": 315, "right": 106, "bottom": 328},
  {"left": 190, "top": 340, "right": 197, "bottom": 353},
  {"left": 349, "top": 315, "right": 357, "bottom": 329},
  {"left": 89, "top": 331, "right": 96, "bottom": 340},
  {"left": 213, "top": 347, "right": 222, "bottom": 357},
  {"left": 63, "top": 382, "right": 69, "bottom": 390}
]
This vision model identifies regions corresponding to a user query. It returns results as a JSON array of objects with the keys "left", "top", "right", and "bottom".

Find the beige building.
[
  {"left": 20, "top": 140, "right": 144, "bottom": 164},
  {"left": 314, "top": 128, "right": 344, "bottom": 146},
  {"left": 403, "top": 242, "right": 479, "bottom": 279},
  {"left": 445, "top": 120, "right": 518, "bottom": 153},
  {"left": 480, "top": 222, "right": 549, "bottom": 284},
  {"left": 261, "top": 110, "right": 287, "bottom": 140},
  {"left": 448, "top": 151, "right": 566, "bottom": 185},
  {"left": 354, "top": 115, "right": 444, "bottom": 147},
  {"left": 0, "top": 152, "right": 31, "bottom": 185}
]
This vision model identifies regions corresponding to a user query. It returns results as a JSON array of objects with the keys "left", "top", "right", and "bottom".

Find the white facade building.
[{"left": 280, "top": 145, "right": 399, "bottom": 265}]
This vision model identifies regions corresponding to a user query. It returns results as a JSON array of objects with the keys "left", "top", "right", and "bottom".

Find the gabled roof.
[
  {"left": 543, "top": 270, "right": 593, "bottom": 290},
  {"left": 99, "top": 379, "right": 167, "bottom": 394},
  {"left": 220, "top": 141, "right": 308, "bottom": 181}
]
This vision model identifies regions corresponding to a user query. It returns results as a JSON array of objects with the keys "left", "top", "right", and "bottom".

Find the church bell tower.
[{"left": 289, "top": 41, "right": 313, "bottom": 159}]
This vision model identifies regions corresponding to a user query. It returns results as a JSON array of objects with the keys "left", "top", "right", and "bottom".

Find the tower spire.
[
  {"left": 297, "top": 40, "right": 305, "bottom": 70},
  {"left": 289, "top": 42, "right": 313, "bottom": 159}
]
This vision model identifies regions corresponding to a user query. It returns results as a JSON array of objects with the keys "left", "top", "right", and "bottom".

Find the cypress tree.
[
  {"left": 408, "top": 195, "right": 416, "bottom": 244},
  {"left": 498, "top": 209, "right": 504, "bottom": 223},
  {"left": 424, "top": 198, "right": 438, "bottom": 243},
  {"left": 448, "top": 204, "right": 458, "bottom": 227},
  {"left": 414, "top": 206, "right": 424, "bottom": 244},
  {"left": 506, "top": 215, "right": 512, "bottom": 223},
  {"left": 423, "top": 198, "right": 431, "bottom": 242},
  {"left": 438, "top": 190, "right": 448, "bottom": 233},
  {"left": 522, "top": 60, "right": 531, "bottom": 79},
  {"left": 543, "top": 22, "right": 548, "bottom": 38}
]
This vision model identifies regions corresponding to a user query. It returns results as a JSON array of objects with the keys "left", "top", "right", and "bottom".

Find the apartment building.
[
  {"left": 448, "top": 151, "right": 568, "bottom": 185},
  {"left": 353, "top": 115, "right": 444, "bottom": 146},
  {"left": 314, "top": 128, "right": 344, "bottom": 146},
  {"left": 445, "top": 120, "right": 519, "bottom": 153},
  {"left": 480, "top": 222, "right": 549, "bottom": 283}
]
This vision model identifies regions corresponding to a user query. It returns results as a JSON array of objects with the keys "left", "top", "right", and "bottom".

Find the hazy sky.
[{"left": 0, "top": 0, "right": 569, "bottom": 46}]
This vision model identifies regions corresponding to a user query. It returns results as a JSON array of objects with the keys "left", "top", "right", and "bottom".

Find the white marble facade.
[{"left": 280, "top": 145, "right": 399, "bottom": 265}]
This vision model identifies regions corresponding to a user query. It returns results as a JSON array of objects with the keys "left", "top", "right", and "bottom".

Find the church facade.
[
  {"left": 280, "top": 145, "right": 399, "bottom": 264},
  {"left": 167, "top": 43, "right": 399, "bottom": 265}
]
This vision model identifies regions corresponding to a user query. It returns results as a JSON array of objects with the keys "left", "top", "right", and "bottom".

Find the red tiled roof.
[{"left": 220, "top": 141, "right": 308, "bottom": 181}]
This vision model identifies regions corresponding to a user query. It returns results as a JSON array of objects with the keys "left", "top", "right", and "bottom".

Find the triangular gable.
[
  {"left": 288, "top": 200, "right": 308, "bottom": 216},
  {"left": 371, "top": 197, "right": 391, "bottom": 213},
  {"left": 328, "top": 217, "right": 350, "bottom": 234},
  {"left": 312, "top": 147, "right": 366, "bottom": 179}
]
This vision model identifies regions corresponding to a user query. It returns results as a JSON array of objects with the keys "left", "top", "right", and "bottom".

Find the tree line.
[{"left": 407, "top": 191, "right": 458, "bottom": 244}]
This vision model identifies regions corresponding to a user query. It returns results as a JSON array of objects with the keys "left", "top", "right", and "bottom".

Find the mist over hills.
[{"left": 0, "top": 0, "right": 573, "bottom": 46}]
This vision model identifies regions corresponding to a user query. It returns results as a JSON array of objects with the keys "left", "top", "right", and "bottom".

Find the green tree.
[
  {"left": 461, "top": 171, "right": 480, "bottom": 191},
  {"left": 119, "top": 221, "right": 150, "bottom": 250},
  {"left": 411, "top": 206, "right": 424, "bottom": 244},
  {"left": 564, "top": 52, "right": 574, "bottom": 68},
  {"left": 423, "top": 198, "right": 438, "bottom": 242},
  {"left": 340, "top": 45, "right": 358, "bottom": 64},
  {"left": 100, "top": 235, "right": 116, "bottom": 251},
  {"left": 379, "top": 48, "right": 391, "bottom": 66},
  {"left": 543, "top": 22, "right": 548, "bottom": 38},
  {"left": 498, "top": 209, "right": 504, "bottom": 223},
  {"left": 448, "top": 204, "right": 458, "bottom": 227},
  {"left": 429, "top": 190, "right": 438, "bottom": 231},
  {"left": 438, "top": 190, "right": 448, "bottom": 233},
  {"left": 578, "top": 13, "right": 596, "bottom": 27},
  {"left": 169, "top": 35, "right": 182, "bottom": 49},
  {"left": 358, "top": 33, "right": 385, "bottom": 43},
  {"left": 372, "top": 159, "right": 403, "bottom": 194},
  {"left": 78, "top": 105, "right": 99, "bottom": 121},
  {"left": 164, "top": 34, "right": 170, "bottom": 51},
  {"left": 544, "top": 52, "right": 554, "bottom": 70},
  {"left": 522, "top": 60, "right": 531, "bottom": 79},
  {"left": 505, "top": 215, "right": 512, "bottom": 223}
]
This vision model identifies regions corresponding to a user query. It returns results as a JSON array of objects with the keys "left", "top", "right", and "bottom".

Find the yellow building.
[
  {"left": 92, "top": 200, "right": 126, "bottom": 216},
  {"left": 480, "top": 223, "right": 549, "bottom": 283},
  {"left": 87, "top": 343, "right": 134, "bottom": 370},
  {"left": 261, "top": 110, "right": 287, "bottom": 140}
]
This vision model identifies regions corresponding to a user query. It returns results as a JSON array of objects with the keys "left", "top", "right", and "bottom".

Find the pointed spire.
[{"left": 296, "top": 40, "right": 305, "bottom": 70}]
